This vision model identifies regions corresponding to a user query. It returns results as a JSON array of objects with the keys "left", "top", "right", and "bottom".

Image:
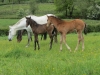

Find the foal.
[
  {"left": 26, "top": 17, "right": 56, "bottom": 50},
  {"left": 47, "top": 16, "right": 87, "bottom": 52}
]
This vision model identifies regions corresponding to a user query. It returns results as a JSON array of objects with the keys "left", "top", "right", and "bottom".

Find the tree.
[
  {"left": 29, "top": 0, "right": 38, "bottom": 14},
  {"left": 54, "top": 0, "right": 75, "bottom": 18}
]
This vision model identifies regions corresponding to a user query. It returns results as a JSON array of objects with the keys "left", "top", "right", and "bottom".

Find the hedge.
[
  {"left": 0, "top": 25, "right": 100, "bottom": 36},
  {"left": 0, "top": 29, "right": 8, "bottom": 36}
]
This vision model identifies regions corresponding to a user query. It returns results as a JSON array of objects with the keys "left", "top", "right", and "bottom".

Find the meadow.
[{"left": 0, "top": 33, "right": 100, "bottom": 75}]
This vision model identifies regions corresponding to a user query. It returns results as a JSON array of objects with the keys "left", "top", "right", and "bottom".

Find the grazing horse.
[
  {"left": 26, "top": 17, "right": 56, "bottom": 50},
  {"left": 47, "top": 16, "right": 87, "bottom": 52},
  {"left": 8, "top": 14, "right": 56, "bottom": 47}
]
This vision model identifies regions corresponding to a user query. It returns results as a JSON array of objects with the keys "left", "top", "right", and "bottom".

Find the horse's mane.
[
  {"left": 52, "top": 16, "right": 64, "bottom": 24},
  {"left": 30, "top": 18, "right": 40, "bottom": 27}
]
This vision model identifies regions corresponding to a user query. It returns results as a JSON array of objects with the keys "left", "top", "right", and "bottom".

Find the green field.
[{"left": 0, "top": 33, "right": 100, "bottom": 75}]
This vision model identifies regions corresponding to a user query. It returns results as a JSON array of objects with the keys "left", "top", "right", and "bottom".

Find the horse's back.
[{"left": 74, "top": 19, "right": 85, "bottom": 30}]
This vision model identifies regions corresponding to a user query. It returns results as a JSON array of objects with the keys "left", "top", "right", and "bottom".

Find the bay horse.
[
  {"left": 47, "top": 16, "right": 87, "bottom": 52},
  {"left": 26, "top": 17, "right": 57, "bottom": 50},
  {"left": 8, "top": 14, "right": 56, "bottom": 47}
]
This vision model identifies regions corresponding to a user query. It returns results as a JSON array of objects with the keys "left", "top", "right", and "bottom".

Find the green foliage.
[
  {"left": 16, "top": 8, "right": 25, "bottom": 18},
  {"left": 16, "top": 8, "right": 31, "bottom": 18}
]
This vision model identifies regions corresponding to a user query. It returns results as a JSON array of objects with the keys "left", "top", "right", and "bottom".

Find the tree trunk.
[{"left": 69, "top": 5, "right": 74, "bottom": 18}]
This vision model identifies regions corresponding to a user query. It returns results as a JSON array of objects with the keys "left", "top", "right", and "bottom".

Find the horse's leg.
[
  {"left": 34, "top": 34, "right": 37, "bottom": 50},
  {"left": 48, "top": 33, "right": 53, "bottom": 50},
  {"left": 34, "top": 40, "right": 36, "bottom": 50},
  {"left": 54, "top": 31, "right": 58, "bottom": 43},
  {"left": 41, "top": 34, "right": 43, "bottom": 40},
  {"left": 81, "top": 34, "right": 84, "bottom": 51},
  {"left": 37, "top": 36, "right": 40, "bottom": 50},
  {"left": 75, "top": 31, "right": 82, "bottom": 51},
  {"left": 60, "top": 34, "right": 63, "bottom": 51},
  {"left": 63, "top": 33, "right": 71, "bottom": 51},
  {"left": 30, "top": 32, "right": 33, "bottom": 41},
  {"left": 26, "top": 32, "right": 31, "bottom": 47},
  {"left": 52, "top": 28, "right": 58, "bottom": 43},
  {"left": 35, "top": 34, "right": 40, "bottom": 50}
]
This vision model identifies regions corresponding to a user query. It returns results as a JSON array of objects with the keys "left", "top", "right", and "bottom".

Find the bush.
[
  {"left": 16, "top": 8, "right": 25, "bottom": 18},
  {"left": 0, "top": 29, "right": 8, "bottom": 36}
]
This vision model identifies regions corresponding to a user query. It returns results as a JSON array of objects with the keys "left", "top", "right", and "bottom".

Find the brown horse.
[
  {"left": 47, "top": 16, "right": 87, "bottom": 52},
  {"left": 26, "top": 17, "right": 57, "bottom": 50}
]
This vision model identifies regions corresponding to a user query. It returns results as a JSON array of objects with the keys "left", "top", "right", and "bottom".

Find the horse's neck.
[
  {"left": 30, "top": 20, "right": 38, "bottom": 29},
  {"left": 13, "top": 18, "right": 27, "bottom": 30},
  {"left": 52, "top": 18, "right": 62, "bottom": 28}
]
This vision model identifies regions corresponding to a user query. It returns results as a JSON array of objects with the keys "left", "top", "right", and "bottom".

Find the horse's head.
[
  {"left": 26, "top": 17, "right": 31, "bottom": 27},
  {"left": 8, "top": 26, "right": 16, "bottom": 41}
]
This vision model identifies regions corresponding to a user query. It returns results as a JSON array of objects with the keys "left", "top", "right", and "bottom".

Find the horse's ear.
[{"left": 29, "top": 16, "right": 31, "bottom": 19}]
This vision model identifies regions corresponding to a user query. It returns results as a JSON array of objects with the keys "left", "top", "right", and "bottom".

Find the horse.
[
  {"left": 47, "top": 16, "right": 87, "bottom": 52},
  {"left": 25, "top": 17, "right": 57, "bottom": 50},
  {"left": 8, "top": 14, "right": 56, "bottom": 47}
]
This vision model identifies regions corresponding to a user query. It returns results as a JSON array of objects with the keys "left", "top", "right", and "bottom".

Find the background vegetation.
[
  {"left": 0, "top": 1, "right": 100, "bottom": 35},
  {"left": 0, "top": 0, "right": 100, "bottom": 19}
]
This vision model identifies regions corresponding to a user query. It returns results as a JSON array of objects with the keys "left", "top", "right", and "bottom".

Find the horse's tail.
[{"left": 84, "top": 23, "right": 87, "bottom": 35}]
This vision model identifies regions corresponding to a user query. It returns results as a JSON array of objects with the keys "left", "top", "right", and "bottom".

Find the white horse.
[{"left": 8, "top": 14, "right": 55, "bottom": 47}]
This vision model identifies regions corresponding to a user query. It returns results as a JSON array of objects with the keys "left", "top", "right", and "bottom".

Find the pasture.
[{"left": 0, "top": 33, "right": 100, "bottom": 75}]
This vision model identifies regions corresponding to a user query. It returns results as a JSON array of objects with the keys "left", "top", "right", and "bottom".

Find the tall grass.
[{"left": 0, "top": 33, "right": 100, "bottom": 75}]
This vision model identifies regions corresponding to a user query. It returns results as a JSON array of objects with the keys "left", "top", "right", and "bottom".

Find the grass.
[{"left": 0, "top": 33, "right": 100, "bottom": 75}]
